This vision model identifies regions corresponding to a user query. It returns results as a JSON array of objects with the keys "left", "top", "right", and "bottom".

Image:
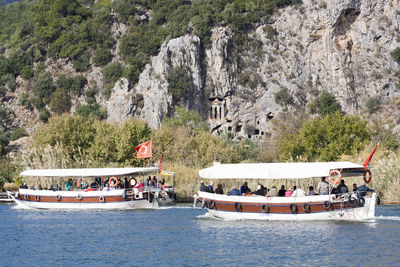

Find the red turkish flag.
[
  {"left": 363, "top": 145, "right": 378, "bottom": 169},
  {"left": 135, "top": 140, "right": 152, "bottom": 159}
]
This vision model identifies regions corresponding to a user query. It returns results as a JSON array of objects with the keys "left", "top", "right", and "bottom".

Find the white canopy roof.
[
  {"left": 199, "top": 162, "right": 367, "bottom": 179},
  {"left": 20, "top": 167, "right": 159, "bottom": 178}
]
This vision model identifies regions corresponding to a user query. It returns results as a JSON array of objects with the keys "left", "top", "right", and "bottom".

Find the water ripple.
[{"left": 0, "top": 204, "right": 399, "bottom": 266}]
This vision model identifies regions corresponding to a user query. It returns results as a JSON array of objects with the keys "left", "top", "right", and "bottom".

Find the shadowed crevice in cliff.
[{"left": 332, "top": 8, "right": 360, "bottom": 37}]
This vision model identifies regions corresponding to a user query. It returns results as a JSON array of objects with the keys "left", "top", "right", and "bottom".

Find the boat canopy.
[
  {"left": 20, "top": 167, "right": 159, "bottom": 178},
  {"left": 199, "top": 162, "right": 368, "bottom": 179}
]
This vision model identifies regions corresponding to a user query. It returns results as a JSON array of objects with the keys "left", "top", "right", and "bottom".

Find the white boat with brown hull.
[
  {"left": 8, "top": 167, "right": 175, "bottom": 210},
  {"left": 194, "top": 161, "right": 376, "bottom": 221}
]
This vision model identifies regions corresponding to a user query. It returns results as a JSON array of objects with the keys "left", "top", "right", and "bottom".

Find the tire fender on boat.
[
  {"left": 323, "top": 201, "right": 332, "bottom": 210},
  {"left": 24, "top": 194, "right": 29, "bottom": 200},
  {"left": 363, "top": 169, "right": 372, "bottom": 184},
  {"left": 99, "top": 196, "right": 105, "bottom": 203},
  {"left": 348, "top": 197, "right": 357, "bottom": 207},
  {"left": 235, "top": 202, "right": 242, "bottom": 212},
  {"left": 302, "top": 203, "right": 311, "bottom": 213},
  {"left": 261, "top": 204, "right": 270, "bottom": 213},
  {"left": 290, "top": 203, "right": 298, "bottom": 214},
  {"left": 77, "top": 194, "right": 83, "bottom": 200},
  {"left": 56, "top": 195, "right": 62, "bottom": 201},
  {"left": 358, "top": 197, "right": 365, "bottom": 207},
  {"left": 209, "top": 200, "right": 216, "bottom": 209}
]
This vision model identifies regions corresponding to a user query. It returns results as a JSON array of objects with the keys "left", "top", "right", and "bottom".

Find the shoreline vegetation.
[{"left": 2, "top": 107, "right": 400, "bottom": 204}]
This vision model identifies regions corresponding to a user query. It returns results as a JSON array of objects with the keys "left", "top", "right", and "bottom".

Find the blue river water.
[{"left": 1, "top": 204, "right": 400, "bottom": 266}]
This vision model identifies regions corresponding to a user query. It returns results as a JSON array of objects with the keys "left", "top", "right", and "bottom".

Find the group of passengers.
[
  {"left": 20, "top": 176, "right": 169, "bottom": 192},
  {"left": 200, "top": 177, "right": 374, "bottom": 197},
  {"left": 20, "top": 182, "right": 63, "bottom": 191}
]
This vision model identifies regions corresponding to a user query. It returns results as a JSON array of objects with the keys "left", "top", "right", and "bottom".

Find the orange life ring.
[
  {"left": 363, "top": 169, "right": 372, "bottom": 184},
  {"left": 109, "top": 177, "right": 118, "bottom": 187},
  {"left": 329, "top": 169, "right": 342, "bottom": 185}
]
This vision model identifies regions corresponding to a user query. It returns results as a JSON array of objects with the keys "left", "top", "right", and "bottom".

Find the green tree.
[
  {"left": 308, "top": 90, "right": 341, "bottom": 117},
  {"left": 50, "top": 88, "right": 71, "bottom": 114},
  {"left": 114, "top": 119, "right": 152, "bottom": 166},
  {"left": 274, "top": 87, "right": 294, "bottom": 107},
  {"left": 33, "top": 114, "right": 96, "bottom": 160},
  {"left": 280, "top": 111, "right": 370, "bottom": 161},
  {"left": 167, "top": 66, "right": 193, "bottom": 106},
  {"left": 365, "top": 96, "right": 381, "bottom": 114},
  {"left": 102, "top": 62, "right": 123, "bottom": 84},
  {"left": 0, "top": 158, "right": 17, "bottom": 189},
  {"left": 93, "top": 48, "right": 112, "bottom": 66},
  {"left": 391, "top": 47, "right": 400, "bottom": 63},
  {"left": 75, "top": 103, "right": 107, "bottom": 120},
  {"left": 33, "top": 72, "right": 56, "bottom": 105}
]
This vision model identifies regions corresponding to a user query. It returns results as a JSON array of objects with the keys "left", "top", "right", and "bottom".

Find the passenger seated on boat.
[
  {"left": 254, "top": 184, "right": 265, "bottom": 196},
  {"left": 308, "top": 186, "right": 316, "bottom": 195},
  {"left": 336, "top": 179, "right": 349, "bottom": 194},
  {"left": 38, "top": 184, "right": 43, "bottom": 190},
  {"left": 20, "top": 182, "right": 28, "bottom": 189},
  {"left": 240, "top": 182, "right": 251, "bottom": 196},
  {"left": 134, "top": 181, "right": 144, "bottom": 192},
  {"left": 355, "top": 182, "right": 375, "bottom": 197},
  {"left": 352, "top": 183, "right": 358, "bottom": 192},
  {"left": 29, "top": 185, "right": 35, "bottom": 190},
  {"left": 267, "top": 186, "right": 278, "bottom": 197},
  {"left": 285, "top": 187, "right": 294, "bottom": 197},
  {"left": 208, "top": 181, "right": 214, "bottom": 193},
  {"left": 102, "top": 183, "right": 110, "bottom": 191},
  {"left": 200, "top": 181, "right": 213, "bottom": 193},
  {"left": 278, "top": 185, "right": 286, "bottom": 197},
  {"left": 215, "top": 184, "right": 223, "bottom": 194},
  {"left": 149, "top": 177, "right": 157, "bottom": 187},
  {"left": 227, "top": 187, "right": 240, "bottom": 196},
  {"left": 65, "top": 179, "right": 73, "bottom": 191},
  {"left": 317, "top": 177, "right": 329, "bottom": 195},
  {"left": 292, "top": 186, "right": 306, "bottom": 197}
]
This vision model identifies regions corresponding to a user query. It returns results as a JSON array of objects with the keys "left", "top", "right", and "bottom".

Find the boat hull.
[
  {"left": 195, "top": 192, "right": 376, "bottom": 221},
  {"left": 10, "top": 189, "right": 167, "bottom": 210}
]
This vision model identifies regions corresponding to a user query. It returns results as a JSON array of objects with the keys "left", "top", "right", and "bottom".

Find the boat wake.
[
  {"left": 12, "top": 205, "right": 32, "bottom": 210},
  {"left": 158, "top": 205, "right": 193, "bottom": 210},
  {"left": 373, "top": 215, "right": 400, "bottom": 221}
]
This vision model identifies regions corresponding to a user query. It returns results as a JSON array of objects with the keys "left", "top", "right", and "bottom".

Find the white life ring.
[
  {"left": 77, "top": 194, "right": 83, "bottom": 200},
  {"left": 24, "top": 194, "right": 29, "bottom": 200},
  {"left": 56, "top": 195, "right": 62, "bottom": 201},
  {"left": 129, "top": 177, "right": 137, "bottom": 187},
  {"left": 99, "top": 196, "right": 105, "bottom": 203},
  {"left": 34, "top": 195, "right": 40, "bottom": 201},
  {"left": 134, "top": 193, "right": 141, "bottom": 200}
]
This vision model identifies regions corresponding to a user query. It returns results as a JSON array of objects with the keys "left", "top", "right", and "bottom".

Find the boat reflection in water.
[
  {"left": 194, "top": 161, "right": 376, "bottom": 221},
  {"left": 9, "top": 167, "right": 176, "bottom": 210}
]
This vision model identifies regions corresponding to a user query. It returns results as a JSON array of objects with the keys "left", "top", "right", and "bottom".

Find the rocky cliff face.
[
  {"left": 105, "top": 0, "right": 400, "bottom": 139},
  {"left": 8, "top": 0, "right": 400, "bottom": 138}
]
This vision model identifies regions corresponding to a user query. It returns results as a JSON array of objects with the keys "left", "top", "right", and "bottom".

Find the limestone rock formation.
[
  {"left": 107, "top": 0, "right": 399, "bottom": 139},
  {"left": 6, "top": 0, "right": 400, "bottom": 140}
]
